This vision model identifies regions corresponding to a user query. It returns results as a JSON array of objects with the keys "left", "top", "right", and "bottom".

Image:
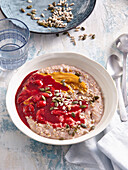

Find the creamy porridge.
[{"left": 15, "top": 64, "right": 104, "bottom": 140}]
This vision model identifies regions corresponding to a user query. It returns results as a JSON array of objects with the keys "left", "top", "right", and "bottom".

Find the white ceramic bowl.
[{"left": 6, "top": 52, "right": 118, "bottom": 145}]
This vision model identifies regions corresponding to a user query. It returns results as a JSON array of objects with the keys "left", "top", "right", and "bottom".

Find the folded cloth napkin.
[
  {"left": 98, "top": 121, "right": 128, "bottom": 170},
  {"left": 65, "top": 107, "right": 128, "bottom": 170}
]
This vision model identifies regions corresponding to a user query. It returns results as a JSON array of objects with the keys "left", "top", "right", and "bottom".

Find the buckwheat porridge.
[{"left": 15, "top": 64, "right": 104, "bottom": 140}]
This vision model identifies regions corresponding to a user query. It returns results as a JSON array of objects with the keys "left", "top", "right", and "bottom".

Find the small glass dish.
[{"left": 0, "top": 18, "right": 30, "bottom": 70}]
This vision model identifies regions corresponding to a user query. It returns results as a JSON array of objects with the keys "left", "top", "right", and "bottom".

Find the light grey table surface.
[{"left": 0, "top": 0, "right": 128, "bottom": 169}]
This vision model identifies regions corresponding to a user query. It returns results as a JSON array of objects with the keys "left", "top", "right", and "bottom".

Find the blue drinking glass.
[{"left": 0, "top": 18, "right": 30, "bottom": 70}]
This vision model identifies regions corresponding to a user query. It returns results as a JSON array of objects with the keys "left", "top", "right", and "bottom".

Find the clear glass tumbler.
[{"left": 0, "top": 18, "right": 30, "bottom": 70}]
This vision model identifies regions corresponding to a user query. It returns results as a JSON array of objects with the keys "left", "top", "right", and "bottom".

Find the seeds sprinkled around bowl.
[
  {"left": 20, "top": 1, "right": 95, "bottom": 46},
  {"left": 27, "top": 5, "right": 32, "bottom": 9},
  {"left": 20, "top": 8, "right": 25, "bottom": 13}
]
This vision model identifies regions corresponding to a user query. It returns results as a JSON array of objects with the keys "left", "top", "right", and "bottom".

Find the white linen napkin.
[
  {"left": 65, "top": 107, "right": 128, "bottom": 170},
  {"left": 98, "top": 121, "right": 128, "bottom": 170}
]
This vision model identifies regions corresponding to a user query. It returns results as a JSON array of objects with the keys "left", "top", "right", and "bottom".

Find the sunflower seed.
[
  {"left": 20, "top": 8, "right": 25, "bottom": 13},
  {"left": 27, "top": 5, "right": 32, "bottom": 9}
]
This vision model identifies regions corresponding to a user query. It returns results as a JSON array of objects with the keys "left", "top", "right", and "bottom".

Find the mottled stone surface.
[{"left": 0, "top": 0, "right": 128, "bottom": 169}]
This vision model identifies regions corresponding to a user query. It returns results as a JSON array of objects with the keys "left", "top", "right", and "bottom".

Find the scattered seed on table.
[
  {"left": 41, "top": 13, "right": 45, "bottom": 17},
  {"left": 67, "top": 32, "right": 71, "bottom": 37},
  {"left": 70, "top": 36, "right": 75, "bottom": 39},
  {"left": 75, "top": 29, "right": 79, "bottom": 32},
  {"left": 82, "top": 34, "right": 87, "bottom": 40},
  {"left": 31, "top": 9, "right": 37, "bottom": 14},
  {"left": 66, "top": 3, "right": 68, "bottom": 7},
  {"left": 31, "top": 14, "right": 35, "bottom": 19},
  {"left": 52, "top": 2, "right": 56, "bottom": 6},
  {"left": 81, "top": 26, "right": 85, "bottom": 31},
  {"left": 27, "top": 12, "right": 32, "bottom": 16},
  {"left": 20, "top": 8, "right": 25, "bottom": 13},
  {"left": 70, "top": 3, "right": 75, "bottom": 6},
  {"left": 91, "top": 34, "right": 95, "bottom": 39},
  {"left": 27, "top": 5, "right": 32, "bottom": 9}
]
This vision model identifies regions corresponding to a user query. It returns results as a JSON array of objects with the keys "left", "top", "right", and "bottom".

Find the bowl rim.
[{"left": 6, "top": 52, "right": 118, "bottom": 145}]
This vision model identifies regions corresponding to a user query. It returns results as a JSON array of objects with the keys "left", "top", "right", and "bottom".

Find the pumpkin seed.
[
  {"left": 81, "top": 26, "right": 85, "bottom": 31},
  {"left": 40, "top": 88, "right": 45, "bottom": 92},
  {"left": 80, "top": 105, "right": 87, "bottom": 109},
  {"left": 46, "top": 91, "right": 52, "bottom": 94},
  {"left": 45, "top": 87, "right": 50, "bottom": 91},
  {"left": 55, "top": 102, "right": 59, "bottom": 107},
  {"left": 78, "top": 77, "right": 82, "bottom": 83},
  {"left": 66, "top": 124, "right": 70, "bottom": 128},
  {"left": 71, "top": 112, "right": 75, "bottom": 117},
  {"left": 75, "top": 72, "right": 81, "bottom": 77},
  {"left": 91, "top": 34, "right": 95, "bottom": 39},
  {"left": 50, "top": 107, "right": 54, "bottom": 111},
  {"left": 91, "top": 126, "right": 95, "bottom": 130},
  {"left": 72, "top": 131, "right": 75, "bottom": 136},
  {"left": 72, "top": 101, "right": 78, "bottom": 104},
  {"left": 74, "top": 128, "right": 77, "bottom": 132}
]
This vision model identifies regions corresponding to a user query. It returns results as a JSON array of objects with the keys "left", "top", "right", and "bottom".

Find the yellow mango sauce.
[{"left": 39, "top": 72, "right": 87, "bottom": 93}]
